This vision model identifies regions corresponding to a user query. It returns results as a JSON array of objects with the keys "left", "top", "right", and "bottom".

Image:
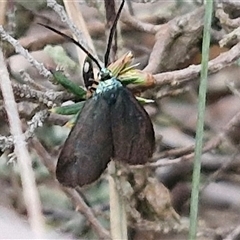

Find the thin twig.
[
  {"left": 0, "top": 48, "right": 45, "bottom": 235},
  {"left": 65, "top": 187, "right": 111, "bottom": 240},
  {"left": 223, "top": 225, "right": 240, "bottom": 240},
  {"left": 46, "top": 0, "right": 101, "bottom": 65},
  {"left": 63, "top": 0, "right": 97, "bottom": 68},
  {"left": 0, "top": 0, "right": 7, "bottom": 26},
  {"left": 108, "top": 161, "right": 128, "bottom": 239},
  {"left": 31, "top": 138, "right": 111, "bottom": 239},
  {"left": 153, "top": 41, "right": 240, "bottom": 87},
  {"left": 0, "top": 26, "right": 51, "bottom": 78}
]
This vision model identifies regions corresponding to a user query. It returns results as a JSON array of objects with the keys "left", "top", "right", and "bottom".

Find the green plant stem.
[
  {"left": 108, "top": 161, "right": 128, "bottom": 239},
  {"left": 188, "top": 1, "right": 213, "bottom": 239}
]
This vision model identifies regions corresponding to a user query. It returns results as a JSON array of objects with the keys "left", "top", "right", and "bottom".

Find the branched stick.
[
  {"left": 65, "top": 188, "right": 111, "bottom": 240},
  {"left": 0, "top": 109, "right": 49, "bottom": 154},
  {"left": 62, "top": 0, "right": 97, "bottom": 68},
  {"left": 153, "top": 41, "right": 240, "bottom": 87},
  {"left": 30, "top": 138, "right": 111, "bottom": 240},
  {"left": 11, "top": 82, "right": 74, "bottom": 106},
  {"left": 46, "top": 0, "right": 101, "bottom": 65},
  {"left": 0, "top": 48, "right": 45, "bottom": 235},
  {"left": 0, "top": 26, "right": 51, "bottom": 78}
]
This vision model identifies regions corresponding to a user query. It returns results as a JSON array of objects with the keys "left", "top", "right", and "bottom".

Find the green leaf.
[
  {"left": 51, "top": 101, "right": 85, "bottom": 115},
  {"left": 52, "top": 71, "right": 86, "bottom": 99}
]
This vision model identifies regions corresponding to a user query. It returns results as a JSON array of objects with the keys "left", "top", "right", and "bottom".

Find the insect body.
[
  {"left": 56, "top": 66, "right": 154, "bottom": 187},
  {"left": 41, "top": 0, "right": 155, "bottom": 187}
]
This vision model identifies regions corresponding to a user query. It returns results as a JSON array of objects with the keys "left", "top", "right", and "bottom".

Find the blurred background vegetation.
[{"left": 1, "top": 0, "right": 240, "bottom": 239}]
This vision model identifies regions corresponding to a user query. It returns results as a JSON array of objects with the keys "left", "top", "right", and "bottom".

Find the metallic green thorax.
[{"left": 94, "top": 68, "right": 122, "bottom": 98}]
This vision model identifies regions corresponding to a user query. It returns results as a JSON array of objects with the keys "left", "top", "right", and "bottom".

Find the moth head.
[{"left": 98, "top": 68, "right": 113, "bottom": 81}]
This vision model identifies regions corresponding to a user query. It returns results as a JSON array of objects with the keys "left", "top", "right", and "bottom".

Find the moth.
[{"left": 41, "top": 0, "right": 155, "bottom": 187}]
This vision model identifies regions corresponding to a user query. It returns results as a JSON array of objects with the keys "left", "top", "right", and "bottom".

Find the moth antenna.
[
  {"left": 38, "top": 23, "right": 102, "bottom": 70},
  {"left": 104, "top": 0, "right": 125, "bottom": 67}
]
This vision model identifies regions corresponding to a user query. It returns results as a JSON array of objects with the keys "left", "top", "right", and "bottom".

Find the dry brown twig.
[
  {"left": 2, "top": 0, "right": 240, "bottom": 238},
  {"left": 135, "top": 106, "right": 240, "bottom": 170},
  {"left": 153, "top": 41, "right": 240, "bottom": 87},
  {"left": 120, "top": 5, "right": 240, "bottom": 93},
  {"left": 30, "top": 137, "right": 111, "bottom": 239},
  {"left": 223, "top": 225, "right": 240, "bottom": 240},
  {"left": 220, "top": 0, "right": 240, "bottom": 9},
  {"left": 0, "top": 0, "right": 7, "bottom": 26},
  {"left": 121, "top": 7, "right": 205, "bottom": 73},
  {"left": 62, "top": 0, "right": 97, "bottom": 68},
  {"left": 0, "top": 48, "right": 45, "bottom": 235},
  {"left": 216, "top": 5, "right": 240, "bottom": 29}
]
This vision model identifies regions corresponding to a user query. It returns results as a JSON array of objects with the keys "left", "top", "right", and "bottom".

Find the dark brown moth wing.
[
  {"left": 111, "top": 87, "right": 155, "bottom": 164},
  {"left": 56, "top": 97, "right": 113, "bottom": 187}
]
